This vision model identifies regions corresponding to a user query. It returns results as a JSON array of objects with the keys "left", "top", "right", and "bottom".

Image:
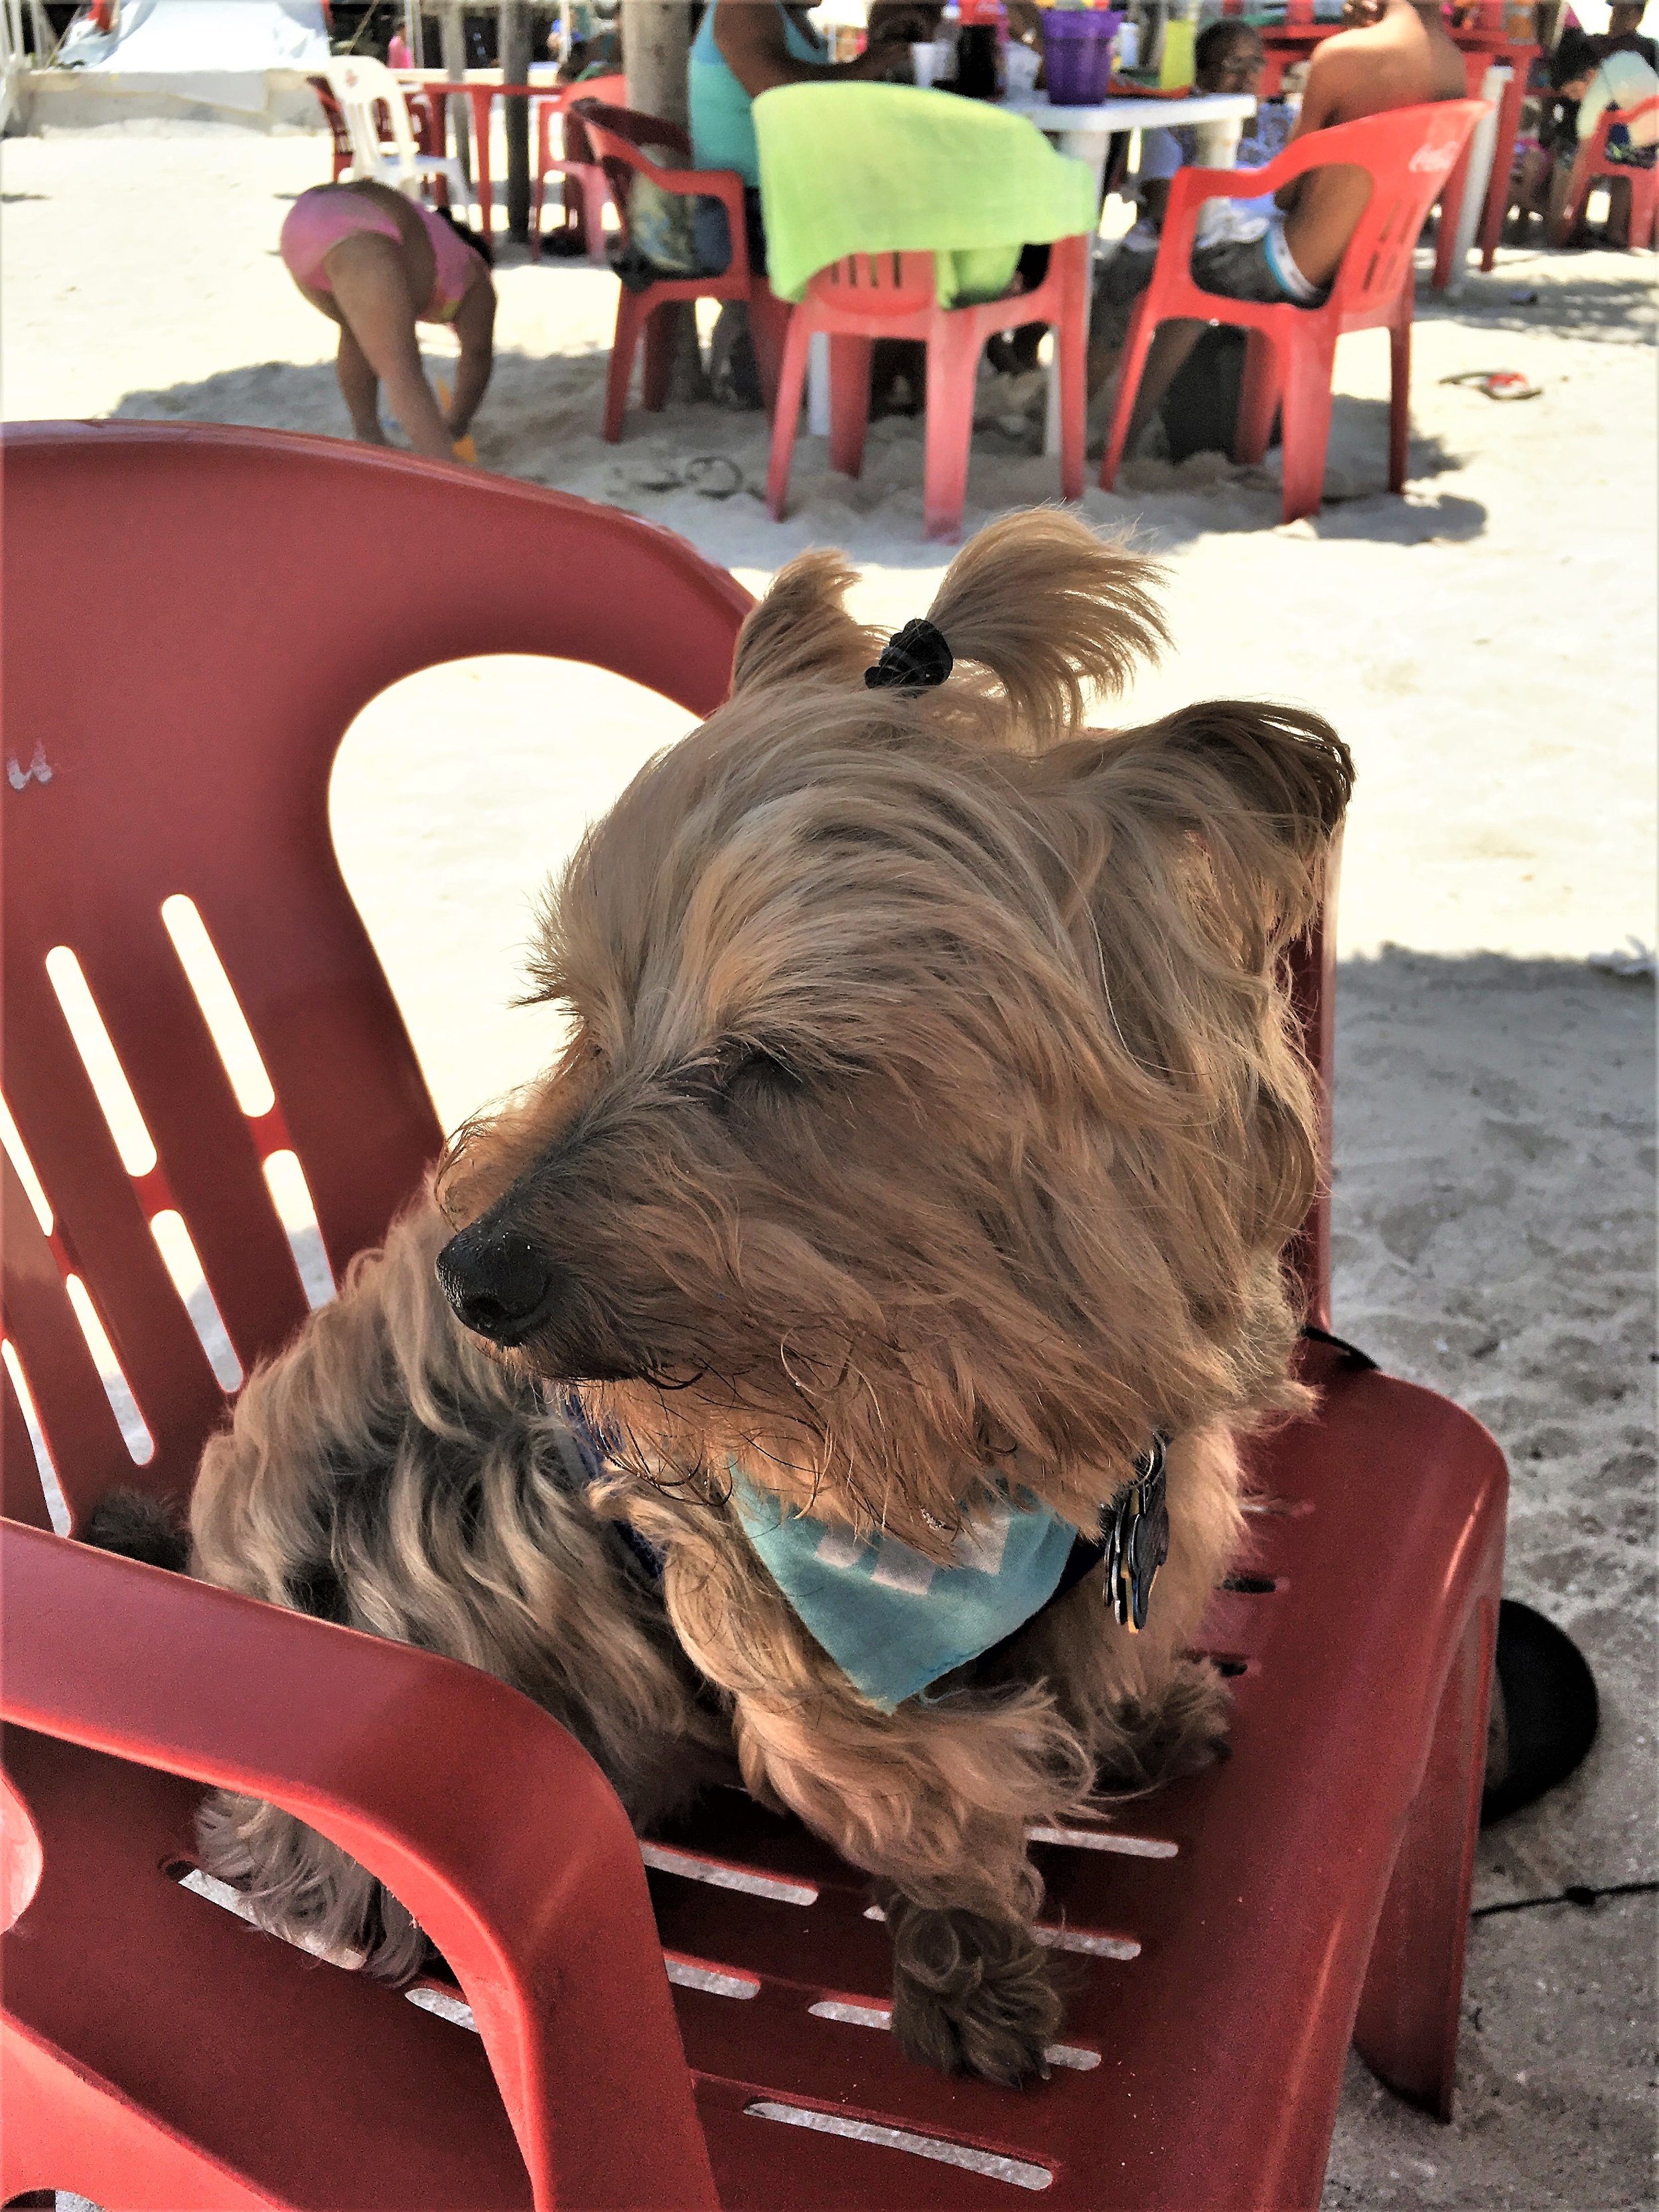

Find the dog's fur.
[
  {"left": 89, "top": 1203, "right": 725, "bottom": 1980},
  {"left": 432, "top": 511, "right": 1354, "bottom": 2082}
]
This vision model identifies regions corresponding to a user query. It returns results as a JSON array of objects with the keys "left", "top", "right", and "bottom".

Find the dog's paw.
[
  {"left": 1094, "top": 1656, "right": 1232, "bottom": 1793},
  {"left": 885, "top": 1896, "right": 1061, "bottom": 2088}
]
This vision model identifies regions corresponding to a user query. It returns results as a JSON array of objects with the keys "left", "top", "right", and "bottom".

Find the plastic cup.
[
  {"left": 1040, "top": 9, "right": 1121, "bottom": 104},
  {"left": 910, "top": 39, "right": 946, "bottom": 85},
  {"left": 1003, "top": 40, "right": 1042, "bottom": 95}
]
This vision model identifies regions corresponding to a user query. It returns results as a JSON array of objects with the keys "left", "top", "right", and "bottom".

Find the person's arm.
[
  {"left": 1272, "top": 33, "right": 1348, "bottom": 204},
  {"left": 711, "top": 0, "right": 920, "bottom": 94},
  {"left": 445, "top": 274, "right": 496, "bottom": 439}
]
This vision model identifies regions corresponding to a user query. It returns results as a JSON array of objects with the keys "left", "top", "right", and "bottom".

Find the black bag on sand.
[{"left": 1157, "top": 325, "right": 1281, "bottom": 464}]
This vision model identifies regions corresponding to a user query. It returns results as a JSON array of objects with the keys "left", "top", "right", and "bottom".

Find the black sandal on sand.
[{"left": 1481, "top": 1599, "right": 1600, "bottom": 1826}]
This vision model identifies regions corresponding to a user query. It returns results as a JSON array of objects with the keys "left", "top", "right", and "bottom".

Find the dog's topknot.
[{"left": 731, "top": 510, "right": 1167, "bottom": 753}]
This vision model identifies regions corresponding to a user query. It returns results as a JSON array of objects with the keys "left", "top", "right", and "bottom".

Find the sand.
[{"left": 3, "top": 119, "right": 1654, "bottom": 2207}]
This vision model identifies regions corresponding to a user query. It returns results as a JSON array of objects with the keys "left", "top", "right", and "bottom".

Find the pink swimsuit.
[{"left": 280, "top": 186, "right": 481, "bottom": 323}]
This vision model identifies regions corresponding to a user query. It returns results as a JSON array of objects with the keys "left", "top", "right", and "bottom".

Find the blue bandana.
[{"left": 730, "top": 1469, "right": 1080, "bottom": 1712}]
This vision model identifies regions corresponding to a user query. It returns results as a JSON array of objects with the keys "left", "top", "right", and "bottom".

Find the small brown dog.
[
  {"left": 90, "top": 1201, "right": 724, "bottom": 1978},
  {"left": 436, "top": 510, "right": 1353, "bottom": 2083}
]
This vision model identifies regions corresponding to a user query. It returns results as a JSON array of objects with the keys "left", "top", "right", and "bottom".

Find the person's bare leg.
[
  {"left": 334, "top": 320, "right": 390, "bottom": 444},
  {"left": 323, "top": 232, "right": 455, "bottom": 461}
]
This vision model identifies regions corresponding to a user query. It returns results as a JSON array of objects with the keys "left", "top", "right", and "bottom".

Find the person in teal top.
[{"left": 689, "top": 0, "right": 934, "bottom": 273}]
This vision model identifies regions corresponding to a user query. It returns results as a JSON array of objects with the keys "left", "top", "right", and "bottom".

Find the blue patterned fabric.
[{"left": 730, "top": 1469, "right": 1079, "bottom": 1712}]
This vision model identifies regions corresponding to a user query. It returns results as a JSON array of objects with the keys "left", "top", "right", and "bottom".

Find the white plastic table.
[
  {"left": 999, "top": 87, "right": 1258, "bottom": 196},
  {"left": 996, "top": 90, "right": 1259, "bottom": 455}
]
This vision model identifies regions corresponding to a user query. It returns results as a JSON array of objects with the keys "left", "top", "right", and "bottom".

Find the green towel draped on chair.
[{"left": 753, "top": 82, "right": 1098, "bottom": 308}]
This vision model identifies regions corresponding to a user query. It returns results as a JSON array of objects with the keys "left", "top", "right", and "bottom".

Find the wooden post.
[
  {"left": 620, "top": 0, "right": 708, "bottom": 400},
  {"left": 502, "top": 0, "right": 533, "bottom": 242},
  {"left": 437, "top": 0, "right": 471, "bottom": 181}
]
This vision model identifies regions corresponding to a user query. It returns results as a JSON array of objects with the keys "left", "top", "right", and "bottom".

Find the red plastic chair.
[
  {"left": 765, "top": 236, "right": 1090, "bottom": 544},
  {"left": 3, "top": 423, "right": 1506, "bottom": 2211},
  {"left": 572, "top": 100, "right": 792, "bottom": 442},
  {"left": 307, "top": 73, "right": 355, "bottom": 181},
  {"left": 1101, "top": 100, "right": 1486, "bottom": 525},
  {"left": 530, "top": 73, "right": 626, "bottom": 262},
  {"left": 1558, "top": 96, "right": 1659, "bottom": 248}
]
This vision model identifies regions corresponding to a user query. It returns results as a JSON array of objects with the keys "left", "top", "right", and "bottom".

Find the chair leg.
[
  {"left": 1633, "top": 173, "right": 1657, "bottom": 251},
  {"left": 828, "top": 336, "right": 874, "bottom": 478},
  {"left": 1100, "top": 299, "right": 1157, "bottom": 492},
  {"left": 1353, "top": 1592, "right": 1499, "bottom": 2119},
  {"left": 604, "top": 291, "right": 648, "bottom": 443},
  {"left": 530, "top": 171, "right": 545, "bottom": 261},
  {"left": 765, "top": 312, "right": 816, "bottom": 520},
  {"left": 1052, "top": 235, "right": 1088, "bottom": 504},
  {"left": 1234, "top": 329, "right": 1280, "bottom": 465},
  {"left": 583, "top": 175, "right": 612, "bottom": 265},
  {"left": 920, "top": 315, "right": 981, "bottom": 542},
  {"left": 1277, "top": 333, "right": 1338, "bottom": 524},
  {"left": 641, "top": 305, "right": 673, "bottom": 413},
  {"left": 1388, "top": 315, "right": 1412, "bottom": 494},
  {"left": 747, "top": 285, "right": 792, "bottom": 417}
]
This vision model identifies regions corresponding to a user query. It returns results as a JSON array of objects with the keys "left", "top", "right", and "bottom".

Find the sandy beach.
[{"left": 3, "top": 116, "right": 1654, "bottom": 2207}]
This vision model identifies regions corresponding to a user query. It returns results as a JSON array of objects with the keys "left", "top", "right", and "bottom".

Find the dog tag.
[{"left": 1105, "top": 1434, "right": 1170, "bottom": 1635}]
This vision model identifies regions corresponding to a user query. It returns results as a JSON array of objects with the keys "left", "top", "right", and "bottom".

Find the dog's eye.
[{"left": 711, "top": 1040, "right": 806, "bottom": 1106}]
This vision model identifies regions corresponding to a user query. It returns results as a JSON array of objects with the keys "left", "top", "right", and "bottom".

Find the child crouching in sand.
[{"left": 280, "top": 181, "right": 495, "bottom": 461}]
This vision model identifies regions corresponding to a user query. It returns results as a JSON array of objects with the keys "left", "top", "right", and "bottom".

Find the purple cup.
[{"left": 1040, "top": 8, "right": 1123, "bottom": 104}]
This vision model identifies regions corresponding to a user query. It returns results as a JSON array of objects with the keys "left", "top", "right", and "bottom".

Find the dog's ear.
[
  {"left": 729, "top": 548, "right": 883, "bottom": 696},
  {"left": 1055, "top": 700, "right": 1354, "bottom": 964},
  {"left": 924, "top": 511, "right": 1169, "bottom": 752}
]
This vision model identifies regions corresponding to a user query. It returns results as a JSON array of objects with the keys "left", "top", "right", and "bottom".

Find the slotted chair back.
[{"left": 1, "top": 422, "right": 750, "bottom": 1534}]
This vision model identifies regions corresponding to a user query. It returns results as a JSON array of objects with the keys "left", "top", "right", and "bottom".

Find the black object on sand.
[{"left": 1481, "top": 1597, "right": 1600, "bottom": 1826}]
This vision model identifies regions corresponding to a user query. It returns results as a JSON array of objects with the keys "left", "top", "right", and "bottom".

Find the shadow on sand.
[
  {"left": 1419, "top": 261, "right": 1656, "bottom": 345},
  {"left": 108, "top": 344, "right": 1487, "bottom": 555}
]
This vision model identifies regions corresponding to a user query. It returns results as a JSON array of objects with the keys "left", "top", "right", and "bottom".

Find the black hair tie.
[{"left": 865, "top": 618, "right": 953, "bottom": 693}]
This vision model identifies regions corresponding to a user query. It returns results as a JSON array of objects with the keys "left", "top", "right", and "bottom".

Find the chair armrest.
[{"left": 0, "top": 1520, "right": 718, "bottom": 2212}]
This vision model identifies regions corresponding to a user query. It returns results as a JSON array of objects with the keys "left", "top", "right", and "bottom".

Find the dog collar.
[{"left": 729, "top": 1437, "right": 1170, "bottom": 1711}]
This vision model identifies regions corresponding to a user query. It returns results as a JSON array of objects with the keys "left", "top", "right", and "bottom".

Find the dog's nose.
[{"left": 437, "top": 1222, "right": 555, "bottom": 1344}]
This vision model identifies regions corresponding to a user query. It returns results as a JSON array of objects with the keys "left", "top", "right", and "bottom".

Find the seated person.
[
  {"left": 1091, "top": 0, "right": 1466, "bottom": 443},
  {"left": 688, "top": 0, "right": 934, "bottom": 274},
  {"left": 1515, "top": 29, "right": 1596, "bottom": 240},
  {"left": 1603, "top": 0, "right": 1658, "bottom": 72},
  {"left": 1549, "top": 22, "right": 1659, "bottom": 244},
  {"left": 1099, "top": 26, "right": 1271, "bottom": 279}
]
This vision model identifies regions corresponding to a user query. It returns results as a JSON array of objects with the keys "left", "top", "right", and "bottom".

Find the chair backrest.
[
  {"left": 1, "top": 423, "right": 751, "bottom": 1536},
  {"left": 569, "top": 100, "right": 695, "bottom": 258},
  {"left": 753, "top": 80, "right": 1095, "bottom": 305},
  {"left": 325, "top": 52, "right": 418, "bottom": 183},
  {"left": 1165, "top": 100, "right": 1484, "bottom": 321},
  {"left": 807, "top": 248, "right": 941, "bottom": 318},
  {"left": 1323, "top": 100, "right": 1486, "bottom": 317},
  {"left": 549, "top": 71, "right": 626, "bottom": 163}
]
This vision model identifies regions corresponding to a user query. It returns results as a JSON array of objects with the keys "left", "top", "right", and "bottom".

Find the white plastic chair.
[{"left": 324, "top": 54, "right": 473, "bottom": 216}]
